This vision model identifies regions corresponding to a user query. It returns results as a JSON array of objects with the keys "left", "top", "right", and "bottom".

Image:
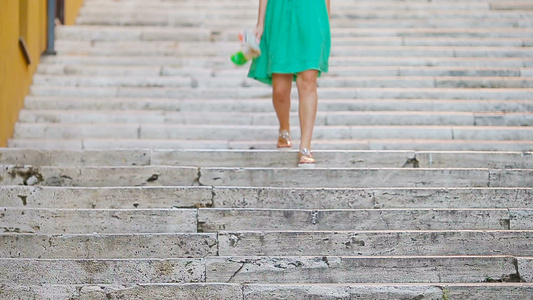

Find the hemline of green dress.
[{"left": 248, "top": 0, "right": 331, "bottom": 86}]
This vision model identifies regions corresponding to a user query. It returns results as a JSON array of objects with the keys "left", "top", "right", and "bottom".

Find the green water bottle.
[{"left": 230, "top": 30, "right": 261, "bottom": 66}]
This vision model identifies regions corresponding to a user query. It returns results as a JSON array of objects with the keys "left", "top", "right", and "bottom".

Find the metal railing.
[{"left": 45, "top": 0, "right": 57, "bottom": 55}]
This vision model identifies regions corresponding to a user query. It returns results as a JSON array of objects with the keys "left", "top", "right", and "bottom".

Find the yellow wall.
[
  {"left": 65, "top": 0, "right": 85, "bottom": 25},
  {"left": 0, "top": 0, "right": 84, "bottom": 147}
]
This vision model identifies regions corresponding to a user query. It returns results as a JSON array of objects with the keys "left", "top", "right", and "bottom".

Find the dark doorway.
[{"left": 55, "top": 0, "right": 65, "bottom": 24}]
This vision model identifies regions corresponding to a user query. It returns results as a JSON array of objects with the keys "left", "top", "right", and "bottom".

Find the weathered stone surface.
[
  {"left": 510, "top": 209, "right": 533, "bottom": 230},
  {"left": 371, "top": 187, "right": 533, "bottom": 209},
  {"left": 243, "top": 284, "right": 443, "bottom": 300},
  {"left": 0, "top": 284, "right": 243, "bottom": 300},
  {"left": 151, "top": 149, "right": 416, "bottom": 168},
  {"left": 489, "top": 169, "right": 533, "bottom": 187},
  {"left": 517, "top": 257, "right": 533, "bottom": 282},
  {"left": 0, "top": 165, "right": 199, "bottom": 187},
  {"left": 0, "top": 149, "right": 150, "bottom": 167},
  {"left": 444, "top": 283, "right": 533, "bottom": 299},
  {"left": 0, "top": 186, "right": 213, "bottom": 209},
  {"left": 198, "top": 208, "right": 510, "bottom": 231},
  {"left": 0, "top": 208, "right": 197, "bottom": 234},
  {"left": 218, "top": 230, "right": 533, "bottom": 256},
  {"left": 212, "top": 187, "right": 533, "bottom": 209},
  {"left": 206, "top": 256, "right": 516, "bottom": 284},
  {"left": 0, "top": 259, "right": 205, "bottom": 285},
  {"left": 0, "top": 233, "right": 217, "bottom": 259},
  {"left": 200, "top": 168, "right": 492, "bottom": 188},
  {"left": 416, "top": 151, "right": 533, "bottom": 169}
]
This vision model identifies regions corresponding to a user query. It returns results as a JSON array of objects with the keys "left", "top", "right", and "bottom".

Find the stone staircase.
[{"left": 1, "top": 0, "right": 533, "bottom": 298}]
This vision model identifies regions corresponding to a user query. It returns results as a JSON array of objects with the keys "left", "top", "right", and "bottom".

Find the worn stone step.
[
  {"left": 39, "top": 55, "right": 533, "bottom": 68},
  {"left": 1, "top": 186, "right": 531, "bottom": 210},
  {"left": 36, "top": 64, "right": 533, "bottom": 78},
  {"left": 56, "top": 27, "right": 533, "bottom": 47},
  {"left": 198, "top": 208, "right": 533, "bottom": 231},
  {"left": 17, "top": 110, "right": 533, "bottom": 127},
  {"left": 209, "top": 187, "right": 533, "bottom": 209},
  {"left": 2, "top": 164, "right": 531, "bottom": 188},
  {"left": 1, "top": 282, "right": 532, "bottom": 300},
  {"left": 23, "top": 96, "right": 533, "bottom": 113},
  {"left": 28, "top": 86, "right": 533, "bottom": 100},
  {"left": 3, "top": 149, "right": 531, "bottom": 169},
  {"left": 76, "top": 15, "right": 533, "bottom": 28},
  {"left": 30, "top": 74, "right": 533, "bottom": 89},
  {"left": 0, "top": 256, "right": 522, "bottom": 285},
  {"left": 53, "top": 43, "right": 533, "bottom": 58},
  {"left": 0, "top": 208, "right": 197, "bottom": 234},
  {"left": 12, "top": 123, "right": 533, "bottom": 141},
  {"left": 53, "top": 38, "right": 533, "bottom": 52},
  {"left": 206, "top": 256, "right": 521, "bottom": 284},
  {"left": 56, "top": 26, "right": 533, "bottom": 42},
  {"left": 0, "top": 165, "right": 200, "bottom": 187},
  {"left": 0, "top": 233, "right": 217, "bottom": 259},
  {"left": 0, "top": 186, "right": 214, "bottom": 209},
  {"left": 243, "top": 283, "right": 533, "bottom": 300},
  {"left": 74, "top": 9, "right": 533, "bottom": 22},
  {"left": 0, "top": 283, "right": 243, "bottom": 300},
  {"left": 1, "top": 230, "right": 530, "bottom": 258},
  {"left": 9, "top": 138, "right": 533, "bottom": 152},
  {"left": 0, "top": 258, "right": 205, "bottom": 285},
  {"left": 217, "top": 230, "right": 533, "bottom": 257},
  {"left": 199, "top": 167, "right": 532, "bottom": 188}
]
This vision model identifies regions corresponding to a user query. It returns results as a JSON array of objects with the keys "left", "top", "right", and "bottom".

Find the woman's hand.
[{"left": 253, "top": 24, "right": 264, "bottom": 44}]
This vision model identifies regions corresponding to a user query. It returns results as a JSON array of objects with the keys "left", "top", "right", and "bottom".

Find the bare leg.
[
  {"left": 272, "top": 73, "right": 293, "bottom": 132},
  {"left": 296, "top": 70, "right": 319, "bottom": 151}
]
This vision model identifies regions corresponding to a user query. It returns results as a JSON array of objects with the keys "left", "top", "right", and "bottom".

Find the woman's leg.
[
  {"left": 296, "top": 70, "right": 319, "bottom": 151},
  {"left": 272, "top": 73, "right": 293, "bottom": 132}
]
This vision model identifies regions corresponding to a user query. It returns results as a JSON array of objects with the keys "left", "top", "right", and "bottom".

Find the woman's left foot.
[
  {"left": 298, "top": 148, "right": 316, "bottom": 168},
  {"left": 277, "top": 130, "right": 292, "bottom": 148}
]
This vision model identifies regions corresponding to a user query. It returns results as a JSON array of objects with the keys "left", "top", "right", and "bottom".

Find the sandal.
[
  {"left": 298, "top": 148, "right": 316, "bottom": 168},
  {"left": 277, "top": 130, "right": 292, "bottom": 148}
]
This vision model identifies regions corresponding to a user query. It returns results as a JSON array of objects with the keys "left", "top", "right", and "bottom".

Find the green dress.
[{"left": 248, "top": 0, "right": 331, "bottom": 85}]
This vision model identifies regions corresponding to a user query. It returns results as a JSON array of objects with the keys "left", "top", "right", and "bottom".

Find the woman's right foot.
[
  {"left": 277, "top": 130, "right": 292, "bottom": 148},
  {"left": 298, "top": 148, "right": 316, "bottom": 168}
]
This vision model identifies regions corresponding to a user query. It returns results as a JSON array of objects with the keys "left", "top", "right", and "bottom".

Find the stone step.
[
  {"left": 198, "top": 208, "right": 533, "bottom": 231},
  {"left": 1, "top": 165, "right": 531, "bottom": 188},
  {"left": 0, "top": 233, "right": 217, "bottom": 259},
  {"left": 198, "top": 167, "right": 532, "bottom": 188},
  {"left": 28, "top": 86, "right": 533, "bottom": 100},
  {"left": 1, "top": 283, "right": 532, "bottom": 300},
  {"left": 0, "top": 256, "right": 522, "bottom": 285},
  {"left": 53, "top": 37, "right": 533, "bottom": 49},
  {"left": 74, "top": 9, "right": 533, "bottom": 21},
  {"left": 31, "top": 74, "right": 533, "bottom": 89},
  {"left": 216, "top": 230, "right": 533, "bottom": 257},
  {"left": 0, "top": 186, "right": 214, "bottom": 209},
  {"left": 23, "top": 97, "right": 533, "bottom": 113},
  {"left": 56, "top": 26, "right": 533, "bottom": 42},
  {"left": 1, "top": 230, "right": 531, "bottom": 258},
  {"left": 53, "top": 43, "right": 533, "bottom": 58},
  {"left": 2, "top": 149, "right": 531, "bottom": 169},
  {"left": 36, "top": 64, "right": 533, "bottom": 78},
  {"left": 80, "top": 0, "right": 511, "bottom": 8},
  {"left": 1, "top": 186, "right": 531, "bottom": 209},
  {"left": 0, "top": 258, "right": 206, "bottom": 285},
  {"left": 17, "top": 110, "right": 533, "bottom": 127},
  {"left": 9, "top": 138, "right": 533, "bottom": 151},
  {"left": 39, "top": 55, "right": 533, "bottom": 68},
  {"left": 206, "top": 256, "right": 525, "bottom": 284},
  {"left": 12, "top": 123, "right": 533, "bottom": 141},
  {"left": 76, "top": 15, "right": 533, "bottom": 28},
  {"left": 0, "top": 208, "right": 197, "bottom": 234},
  {"left": 2, "top": 207, "right": 529, "bottom": 233}
]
